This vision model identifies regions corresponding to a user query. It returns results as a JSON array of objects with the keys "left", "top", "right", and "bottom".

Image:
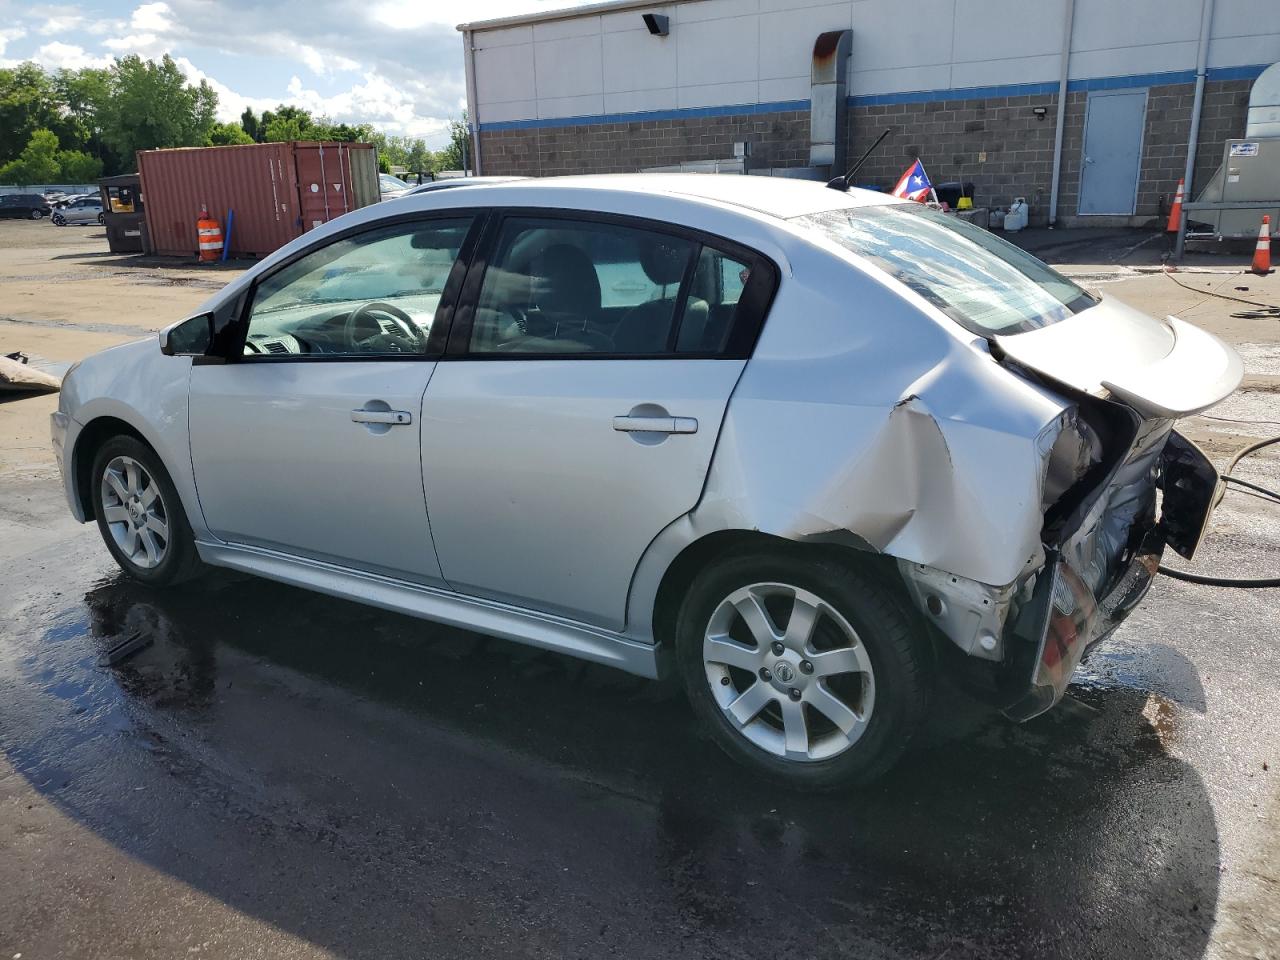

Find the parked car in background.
[
  {"left": 51, "top": 193, "right": 89, "bottom": 209},
  {"left": 378, "top": 173, "right": 412, "bottom": 200},
  {"left": 401, "top": 176, "right": 527, "bottom": 197},
  {"left": 52, "top": 195, "right": 104, "bottom": 226},
  {"left": 51, "top": 175, "right": 1240, "bottom": 787},
  {"left": 0, "top": 193, "right": 53, "bottom": 219}
]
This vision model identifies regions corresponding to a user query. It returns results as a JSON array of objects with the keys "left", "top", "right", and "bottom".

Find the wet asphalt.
[{"left": 2, "top": 455, "right": 1278, "bottom": 958}]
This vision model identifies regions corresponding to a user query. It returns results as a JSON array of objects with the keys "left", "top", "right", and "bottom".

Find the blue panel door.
[{"left": 1079, "top": 90, "right": 1148, "bottom": 215}]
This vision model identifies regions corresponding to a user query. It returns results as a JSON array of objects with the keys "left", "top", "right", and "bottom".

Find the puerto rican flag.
[{"left": 891, "top": 159, "right": 933, "bottom": 202}]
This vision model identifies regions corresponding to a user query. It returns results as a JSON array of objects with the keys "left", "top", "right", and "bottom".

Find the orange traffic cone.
[
  {"left": 1166, "top": 178, "right": 1184, "bottom": 233},
  {"left": 1251, "top": 215, "right": 1273, "bottom": 276}
]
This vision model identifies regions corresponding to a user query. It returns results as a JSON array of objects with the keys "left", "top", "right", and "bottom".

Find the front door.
[
  {"left": 1079, "top": 89, "right": 1148, "bottom": 215},
  {"left": 421, "top": 212, "right": 776, "bottom": 629},
  {"left": 189, "top": 214, "right": 476, "bottom": 584}
]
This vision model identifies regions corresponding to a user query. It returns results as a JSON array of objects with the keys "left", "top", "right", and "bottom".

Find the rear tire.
[
  {"left": 91, "top": 435, "right": 204, "bottom": 586},
  {"left": 30, "top": 208, "right": 45, "bottom": 220},
  {"left": 676, "top": 550, "right": 931, "bottom": 789}
]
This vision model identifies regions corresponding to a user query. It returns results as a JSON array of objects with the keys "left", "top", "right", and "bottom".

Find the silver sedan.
[
  {"left": 51, "top": 195, "right": 104, "bottom": 226},
  {"left": 51, "top": 175, "right": 1240, "bottom": 787}
]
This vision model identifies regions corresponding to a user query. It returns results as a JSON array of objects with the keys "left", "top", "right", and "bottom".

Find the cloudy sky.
[{"left": 0, "top": 0, "right": 590, "bottom": 146}]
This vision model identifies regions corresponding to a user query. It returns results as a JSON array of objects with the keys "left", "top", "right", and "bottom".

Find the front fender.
[{"left": 65, "top": 340, "right": 208, "bottom": 540}]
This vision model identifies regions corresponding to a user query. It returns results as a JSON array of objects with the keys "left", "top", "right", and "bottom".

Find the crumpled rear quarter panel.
[{"left": 694, "top": 239, "right": 1070, "bottom": 589}]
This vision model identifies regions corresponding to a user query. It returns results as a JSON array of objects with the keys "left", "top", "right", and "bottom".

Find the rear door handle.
[
  {"left": 613, "top": 415, "right": 698, "bottom": 434},
  {"left": 351, "top": 409, "right": 413, "bottom": 425}
]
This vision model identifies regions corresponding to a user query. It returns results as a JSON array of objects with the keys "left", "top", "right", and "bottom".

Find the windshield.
[
  {"left": 380, "top": 174, "right": 408, "bottom": 192},
  {"left": 794, "top": 203, "right": 1095, "bottom": 336}
]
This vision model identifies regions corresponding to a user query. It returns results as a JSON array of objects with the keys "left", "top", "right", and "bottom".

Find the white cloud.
[
  {"left": 29, "top": 40, "right": 113, "bottom": 69},
  {"left": 174, "top": 56, "right": 277, "bottom": 121},
  {"left": 130, "top": 1, "right": 176, "bottom": 33},
  {"left": 284, "top": 72, "right": 451, "bottom": 139},
  {"left": 0, "top": 27, "right": 25, "bottom": 57}
]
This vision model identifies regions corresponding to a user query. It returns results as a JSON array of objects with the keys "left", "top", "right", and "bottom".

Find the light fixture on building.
[
  {"left": 642, "top": 13, "right": 669, "bottom": 36},
  {"left": 1032, "top": 106, "right": 1048, "bottom": 121}
]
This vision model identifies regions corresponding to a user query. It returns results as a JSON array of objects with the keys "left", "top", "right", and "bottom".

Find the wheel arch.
[
  {"left": 648, "top": 527, "right": 919, "bottom": 663},
  {"left": 71, "top": 415, "right": 151, "bottom": 520}
]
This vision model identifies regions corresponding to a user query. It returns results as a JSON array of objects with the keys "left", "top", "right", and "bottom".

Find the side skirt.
[{"left": 196, "top": 541, "right": 661, "bottom": 679}]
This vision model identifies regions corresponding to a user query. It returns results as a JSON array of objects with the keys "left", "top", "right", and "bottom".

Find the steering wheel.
[{"left": 344, "top": 301, "right": 424, "bottom": 351}]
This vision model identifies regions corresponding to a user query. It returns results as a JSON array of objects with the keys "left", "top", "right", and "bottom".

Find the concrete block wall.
[
  {"left": 479, "top": 78, "right": 1254, "bottom": 226},
  {"left": 480, "top": 110, "right": 810, "bottom": 178},
  {"left": 845, "top": 77, "right": 1252, "bottom": 226},
  {"left": 846, "top": 93, "right": 1063, "bottom": 224}
]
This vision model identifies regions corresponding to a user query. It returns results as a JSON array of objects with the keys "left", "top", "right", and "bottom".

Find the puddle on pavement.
[{"left": 0, "top": 568, "right": 1222, "bottom": 959}]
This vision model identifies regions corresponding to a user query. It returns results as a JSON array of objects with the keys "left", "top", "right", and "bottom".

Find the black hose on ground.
[{"left": 1158, "top": 434, "right": 1280, "bottom": 588}]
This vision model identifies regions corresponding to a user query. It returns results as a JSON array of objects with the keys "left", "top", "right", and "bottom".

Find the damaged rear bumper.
[
  {"left": 1001, "top": 431, "right": 1217, "bottom": 720},
  {"left": 898, "top": 429, "right": 1218, "bottom": 722}
]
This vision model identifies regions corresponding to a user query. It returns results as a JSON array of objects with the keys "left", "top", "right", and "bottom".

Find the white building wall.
[{"left": 467, "top": 0, "right": 1280, "bottom": 126}]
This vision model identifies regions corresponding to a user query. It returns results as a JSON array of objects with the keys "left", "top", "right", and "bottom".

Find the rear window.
[{"left": 794, "top": 203, "right": 1095, "bottom": 336}]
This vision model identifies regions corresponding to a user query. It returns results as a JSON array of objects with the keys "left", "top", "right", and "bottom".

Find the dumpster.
[{"left": 136, "top": 141, "right": 381, "bottom": 259}]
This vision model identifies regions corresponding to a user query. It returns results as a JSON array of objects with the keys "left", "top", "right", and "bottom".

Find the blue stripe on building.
[{"left": 477, "top": 63, "right": 1269, "bottom": 134}]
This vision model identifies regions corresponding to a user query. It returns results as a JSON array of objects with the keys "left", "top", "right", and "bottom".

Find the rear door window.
[{"left": 465, "top": 216, "right": 774, "bottom": 357}]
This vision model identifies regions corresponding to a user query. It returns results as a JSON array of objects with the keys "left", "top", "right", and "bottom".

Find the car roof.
[{"left": 431, "top": 174, "right": 902, "bottom": 221}]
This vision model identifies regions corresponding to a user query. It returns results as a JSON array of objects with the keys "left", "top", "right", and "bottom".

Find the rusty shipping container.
[{"left": 137, "top": 141, "right": 380, "bottom": 258}]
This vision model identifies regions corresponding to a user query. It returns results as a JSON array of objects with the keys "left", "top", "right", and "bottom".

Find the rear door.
[{"left": 420, "top": 211, "right": 777, "bottom": 629}]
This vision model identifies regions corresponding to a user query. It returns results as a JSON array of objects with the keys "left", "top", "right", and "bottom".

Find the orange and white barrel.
[{"left": 197, "top": 208, "right": 223, "bottom": 262}]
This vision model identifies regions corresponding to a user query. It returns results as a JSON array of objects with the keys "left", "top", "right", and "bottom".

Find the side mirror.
[{"left": 159, "top": 313, "right": 214, "bottom": 356}]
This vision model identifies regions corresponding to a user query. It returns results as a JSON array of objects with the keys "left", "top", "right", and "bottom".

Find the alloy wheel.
[
  {"left": 702, "top": 582, "right": 875, "bottom": 762},
  {"left": 100, "top": 455, "right": 170, "bottom": 569}
]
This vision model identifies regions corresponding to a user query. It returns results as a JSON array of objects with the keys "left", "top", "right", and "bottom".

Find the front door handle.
[
  {"left": 613, "top": 415, "right": 698, "bottom": 434},
  {"left": 351, "top": 408, "right": 412, "bottom": 425}
]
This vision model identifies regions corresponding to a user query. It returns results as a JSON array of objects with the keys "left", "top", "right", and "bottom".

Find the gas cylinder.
[
  {"left": 196, "top": 206, "right": 223, "bottom": 262},
  {"left": 1004, "top": 198, "right": 1029, "bottom": 232}
]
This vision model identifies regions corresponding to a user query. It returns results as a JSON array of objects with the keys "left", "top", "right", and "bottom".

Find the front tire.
[
  {"left": 91, "top": 435, "right": 203, "bottom": 586},
  {"left": 676, "top": 550, "right": 931, "bottom": 789},
  {"left": 52, "top": 214, "right": 66, "bottom": 226}
]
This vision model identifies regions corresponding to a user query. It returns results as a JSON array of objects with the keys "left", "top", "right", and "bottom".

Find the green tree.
[
  {"left": 240, "top": 107, "right": 259, "bottom": 141},
  {"left": 207, "top": 121, "right": 254, "bottom": 145},
  {"left": 0, "top": 63, "right": 63, "bottom": 167},
  {"left": 56, "top": 149, "right": 103, "bottom": 182},
  {"left": 311, "top": 120, "right": 375, "bottom": 143},
  {"left": 438, "top": 112, "right": 470, "bottom": 172},
  {"left": 0, "top": 128, "right": 62, "bottom": 184},
  {"left": 262, "top": 115, "right": 308, "bottom": 142},
  {"left": 99, "top": 55, "right": 219, "bottom": 161}
]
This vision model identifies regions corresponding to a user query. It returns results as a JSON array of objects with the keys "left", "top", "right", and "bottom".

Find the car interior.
[{"left": 470, "top": 220, "right": 748, "bottom": 356}]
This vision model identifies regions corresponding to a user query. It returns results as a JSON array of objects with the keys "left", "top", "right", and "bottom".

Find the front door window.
[{"left": 242, "top": 217, "right": 473, "bottom": 357}]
